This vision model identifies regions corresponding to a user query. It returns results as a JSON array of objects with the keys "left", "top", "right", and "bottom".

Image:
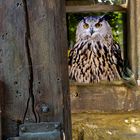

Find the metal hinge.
[{"left": 7, "top": 122, "right": 62, "bottom": 140}]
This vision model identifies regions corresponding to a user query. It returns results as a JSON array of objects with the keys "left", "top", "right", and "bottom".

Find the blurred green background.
[
  {"left": 67, "top": 12, "right": 126, "bottom": 51},
  {"left": 66, "top": 0, "right": 126, "bottom": 5}
]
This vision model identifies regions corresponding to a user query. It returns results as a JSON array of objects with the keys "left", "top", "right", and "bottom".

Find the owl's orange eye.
[
  {"left": 95, "top": 22, "right": 102, "bottom": 28},
  {"left": 83, "top": 23, "right": 89, "bottom": 29}
]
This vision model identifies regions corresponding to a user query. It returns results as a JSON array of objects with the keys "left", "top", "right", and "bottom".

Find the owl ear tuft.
[
  {"left": 99, "top": 14, "right": 111, "bottom": 22},
  {"left": 77, "top": 16, "right": 85, "bottom": 22}
]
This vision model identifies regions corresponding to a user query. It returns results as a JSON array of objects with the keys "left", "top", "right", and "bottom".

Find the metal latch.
[{"left": 8, "top": 122, "right": 62, "bottom": 140}]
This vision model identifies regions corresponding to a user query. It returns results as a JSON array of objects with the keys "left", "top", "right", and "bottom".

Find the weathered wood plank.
[
  {"left": 127, "top": 0, "right": 137, "bottom": 80},
  {"left": 136, "top": 0, "right": 140, "bottom": 84},
  {"left": 0, "top": 0, "right": 72, "bottom": 139},
  {"left": 66, "top": 1, "right": 95, "bottom": 5},
  {"left": 0, "top": 106, "right": 1, "bottom": 140},
  {"left": 70, "top": 83, "right": 139, "bottom": 113},
  {"left": 66, "top": 4, "right": 127, "bottom": 13},
  {"left": 25, "top": 0, "right": 72, "bottom": 139},
  {"left": 0, "top": 0, "right": 30, "bottom": 138}
]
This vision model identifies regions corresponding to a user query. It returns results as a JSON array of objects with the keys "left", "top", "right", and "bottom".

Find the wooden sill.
[
  {"left": 69, "top": 80, "right": 139, "bottom": 113},
  {"left": 70, "top": 80, "right": 125, "bottom": 87}
]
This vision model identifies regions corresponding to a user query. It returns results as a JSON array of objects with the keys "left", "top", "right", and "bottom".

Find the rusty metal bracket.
[{"left": 7, "top": 122, "right": 62, "bottom": 140}]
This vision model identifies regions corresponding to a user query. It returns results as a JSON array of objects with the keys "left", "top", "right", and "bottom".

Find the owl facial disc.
[{"left": 76, "top": 16, "right": 113, "bottom": 42}]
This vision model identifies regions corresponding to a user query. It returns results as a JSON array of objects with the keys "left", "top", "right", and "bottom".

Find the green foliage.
[
  {"left": 67, "top": 0, "right": 126, "bottom": 5},
  {"left": 67, "top": 12, "right": 126, "bottom": 49},
  {"left": 95, "top": 0, "right": 125, "bottom": 5}
]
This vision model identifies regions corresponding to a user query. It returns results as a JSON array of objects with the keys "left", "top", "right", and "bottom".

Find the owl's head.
[{"left": 76, "top": 15, "right": 113, "bottom": 42}]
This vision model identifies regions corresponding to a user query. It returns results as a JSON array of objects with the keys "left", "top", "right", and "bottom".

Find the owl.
[{"left": 68, "top": 15, "right": 124, "bottom": 83}]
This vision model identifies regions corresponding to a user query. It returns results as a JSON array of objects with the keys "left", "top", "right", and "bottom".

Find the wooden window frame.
[{"left": 66, "top": 0, "right": 140, "bottom": 85}]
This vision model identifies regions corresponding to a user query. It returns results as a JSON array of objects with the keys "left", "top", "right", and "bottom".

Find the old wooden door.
[{"left": 0, "top": 0, "right": 71, "bottom": 140}]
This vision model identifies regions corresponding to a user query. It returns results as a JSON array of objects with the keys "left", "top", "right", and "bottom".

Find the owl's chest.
[
  {"left": 73, "top": 41, "right": 113, "bottom": 67},
  {"left": 69, "top": 41, "right": 120, "bottom": 82}
]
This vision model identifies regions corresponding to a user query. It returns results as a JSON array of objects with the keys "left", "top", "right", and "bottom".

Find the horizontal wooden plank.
[
  {"left": 66, "top": 4, "right": 127, "bottom": 13},
  {"left": 70, "top": 80, "right": 125, "bottom": 86},
  {"left": 66, "top": 1, "right": 95, "bottom": 5},
  {"left": 70, "top": 83, "right": 140, "bottom": 113}
]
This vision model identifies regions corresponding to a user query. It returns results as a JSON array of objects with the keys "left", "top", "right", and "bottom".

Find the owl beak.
[{"left": 90, "top": 29, "right": 94, "bottom": 35}]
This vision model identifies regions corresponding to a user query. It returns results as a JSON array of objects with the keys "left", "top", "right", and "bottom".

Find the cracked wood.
[
  {"left": 0, "top": 0, "right": 71, "bottom": 139},
  {"left": 26, "top": 0, "right": 71, "bottom": 139},
  {"left": 0, "top": 0, "right": 30, "bottom": 138},
  {"left": 22, "top": 0, "right": 37, "bottom": 123}
]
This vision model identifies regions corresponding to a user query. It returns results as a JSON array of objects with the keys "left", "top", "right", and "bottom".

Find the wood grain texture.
[
  {"left": 0, "top": 81, "right": 4, "bottom": 140},
  {"left": 66, "top": 4, "right": 127, "bottom": 13},
  {"left": 66, "top": 1, "right": 93, "bottom": 5},
  {"left": 70, "top": 83, "right": 139, "bottom": 113},
  {"left": 0, "top": 0, "right": 72, "bottom": 139},
  {"left": 25, "top": 0, "right": 72, "bottom": 139},
  {"left": 127, "top": 0, "right": 137, "bottom": 78},
  {"left": 136, "top": 0, "right": 140, "bottom": 80},
  {"left": 0, "top": 0, "right": 30, "bottom": 138}
]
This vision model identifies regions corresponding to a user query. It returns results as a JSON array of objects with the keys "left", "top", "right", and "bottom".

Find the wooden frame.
[
  {"left": 127, "top": 0, "right": 140, "bottom": 84},
  {"left": 66, "top": 0, "right": 140, "bottom": 114},
  {"left": 0, "top": 0, "right": 139, "bottom": 139},
  {"left": 66, "top": 0, "right": 140, "bottom": 83},
  {"left": 66, "top": 4, "right": 127, "bottom": 13},
  {"left": 66, "top": 1, "right": 140, "bottom": 139},
  {"left": 136, "top": 0, "right": 140, "bottom": 83}
]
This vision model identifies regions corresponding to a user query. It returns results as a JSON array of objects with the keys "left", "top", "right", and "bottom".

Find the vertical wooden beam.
[
  {"left": 127, "top": 0, "right": 137, "bottom": 78},
  {"left": 0, "top": 102, "right": 2, "bottom": 140},
  {"left": 128, "top": 0, "right": 140, "bottom": 84},
  {"left": 128, "top": 0, "right": 140, "bottom": 85},
  {"left": 0, "top": 0, "right": 30, "bottom": 138},
  {"left": 0, "top": 0, "right": 72, "bottom": 139},
  {"left": 136, "top": 0, "right": 140, "bottom": 84},
  {"left": 26, "top": 0, "right": 72, "bottom": 139},
  {"left": 0, "top": 82, "right": 3, "bottom": 140}
]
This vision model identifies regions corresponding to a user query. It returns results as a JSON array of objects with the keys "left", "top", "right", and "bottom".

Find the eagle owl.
[{"left": 68, "top": 15, "right": 124, "bottom": 83}]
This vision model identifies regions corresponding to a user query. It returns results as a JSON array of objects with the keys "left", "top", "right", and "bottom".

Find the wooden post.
[
  {"left": 0, "top": 0, "right": 30, "bottom": 138},
  {"left": 0, "top": 82, "right": 3, "bottom": 140},
  {"left": 0, "top": 81, "right": 4, "bottom": 140},
  {"left": 128, "top": 0, "right": 140, "bottom": 85},
  {"left": 0, "top": 102, "right": 1, "bottom": 140},
  {"left": 25, "top": 0, "right": 72, "bottom": 139},
  {"left": 136, "top": 0, "right": 140, "bottom": 85},
  {"left": 127, "top": 0, "right": 137, "bottom": 78}
]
